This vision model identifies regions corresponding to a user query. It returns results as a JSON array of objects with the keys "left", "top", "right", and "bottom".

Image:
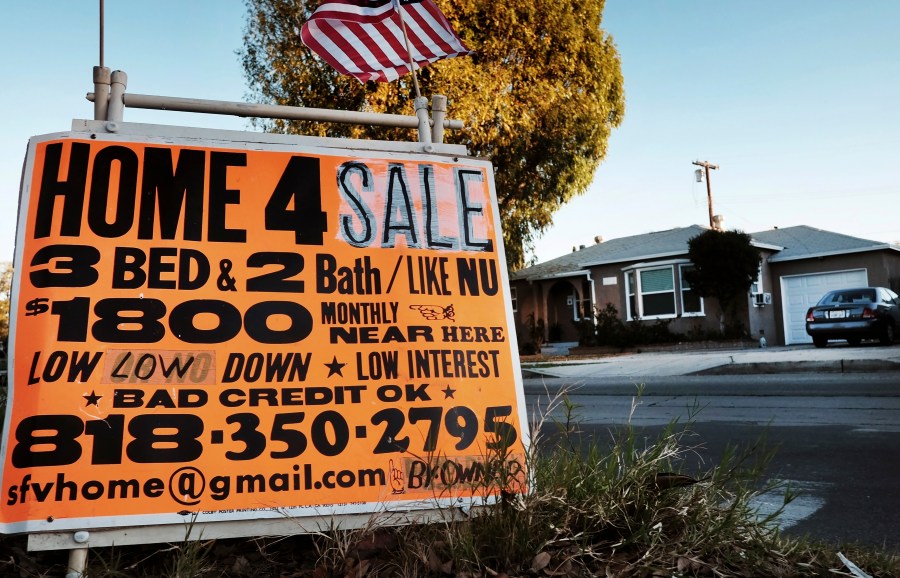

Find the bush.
[
  {"left": 594, "top": 302, "right": 626, "bottom": 346},
  {"left": 589, "top": 303, "right": 757, "bottom": 349},
  {"left": 573, "top": 318, "right": 597, "bottom": 347},
  {"left": 592, "top": 303, "right": 676, "bottom": 348},
  {"left": 518, "top": 313, "right": 545, "bottom": 355}
]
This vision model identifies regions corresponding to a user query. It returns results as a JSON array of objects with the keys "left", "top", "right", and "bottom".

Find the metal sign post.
[{"left": 86, "top": 70, "right": 460, "bottom": 145}]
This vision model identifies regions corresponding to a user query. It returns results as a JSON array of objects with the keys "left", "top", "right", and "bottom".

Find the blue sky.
[{"left": 3, "top": 1, "right": 898, "bottom": 266}]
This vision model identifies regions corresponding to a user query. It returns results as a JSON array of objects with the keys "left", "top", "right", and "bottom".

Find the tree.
[
  {"left": 0, "top": 262, "right": 12, "bottom": 346},
  {"left": 241, "top": 0, "right": 625, "bottom": 269},
  {"left": 684, "top": 230, "right": 760, "bottom": 331}
]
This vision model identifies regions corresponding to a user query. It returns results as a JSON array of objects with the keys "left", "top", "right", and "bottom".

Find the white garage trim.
[{"left": 780, "top": 269, "right": 868, "bottom": 345}]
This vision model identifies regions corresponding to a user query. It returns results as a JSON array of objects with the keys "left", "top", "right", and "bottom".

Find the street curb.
[
  {"left": 690, "top": 359, "right": 900, "bottom": 376},
  {"left": 519, "top": 358, "right": 900, "bottom": 379},
  {"left": 521, "top": 369, "right": 555, "bottom": 378}
]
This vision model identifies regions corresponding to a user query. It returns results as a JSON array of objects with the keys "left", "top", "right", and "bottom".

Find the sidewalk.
[{"left": 520, "top": 344, "right": 900, "bottom": 379}]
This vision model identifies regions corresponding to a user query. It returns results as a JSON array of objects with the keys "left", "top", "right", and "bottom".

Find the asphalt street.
[{"left": 520, "top": 344, "right": 900, "bottom": 552}]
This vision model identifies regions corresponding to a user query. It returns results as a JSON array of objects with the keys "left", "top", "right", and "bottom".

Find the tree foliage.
[
  {"left": 241, "top": 0, "right": 625, "bottom": 269},
  {"left": 684, "top": 230, "right": 761, "bottom": 323},
  {"left": 0, "top": 262, "right": 12, "bottom": 345}
]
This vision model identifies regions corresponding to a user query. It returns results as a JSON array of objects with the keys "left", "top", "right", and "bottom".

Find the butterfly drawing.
[{"left": 409, "top": 304, "right": 455, "bottom": 321}]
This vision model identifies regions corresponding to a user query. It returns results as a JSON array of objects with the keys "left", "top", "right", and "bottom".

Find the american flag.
[{"left": 300, "top": 0, "right": 472, "bottom": 83}]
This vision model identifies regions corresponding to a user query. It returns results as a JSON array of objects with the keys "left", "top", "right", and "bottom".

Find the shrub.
[
  {"left": 573, "top": 318, "right": 597, "bottom": 347},
  {"left": 518, "top": 313, "right": 545, "bottom": 355},
  {"left": 591, "top": 303, "right": 676, "bottom": 348},
  {"left": 593, "top": 302, "right": 626, "bottom": 346}
]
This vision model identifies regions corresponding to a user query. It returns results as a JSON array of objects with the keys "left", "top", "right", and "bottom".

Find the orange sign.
[{"left": 0, "top": 131, "right": 527, "bottom": 533}]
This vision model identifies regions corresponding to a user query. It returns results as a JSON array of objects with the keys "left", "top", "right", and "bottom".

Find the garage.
[{"left": 781, "top": 269, "right": 868, "bottom": 344}]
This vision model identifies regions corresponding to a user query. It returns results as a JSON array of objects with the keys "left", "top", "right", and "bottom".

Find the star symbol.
[
  {"left": 83, "top": 391, "right": 102, "bottom": 407},
  {"left": 325, "top": 356, "right": 346, "bottom": 377},
  {"left": 442, "top": 385, "right": 456, "bottom": 399}
]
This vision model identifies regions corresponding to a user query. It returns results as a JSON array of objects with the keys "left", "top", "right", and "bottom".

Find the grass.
[{"left": 1, "top": 391, "right": 899, "bottom": 577}]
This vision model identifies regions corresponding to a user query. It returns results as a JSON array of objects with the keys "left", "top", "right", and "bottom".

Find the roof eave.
[
  {"left": 769, "top": 244, "right": 899, "bottom": 263},
  {"left": 751, "top": 241, "right": 785, "bottom": 251},
  {"left": 521, "top": 269, "right": 592, "bottom": 282},
  {"left": 580, "top": 249, "right": 689, "bottom": 268}
]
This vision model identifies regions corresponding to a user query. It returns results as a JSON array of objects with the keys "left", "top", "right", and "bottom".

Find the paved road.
[
  {"left": 523, "top": 373, "right": 900, "bottom": 428},
  {"left": 523, "top": 373, "right": 900, "bottom": 552}
]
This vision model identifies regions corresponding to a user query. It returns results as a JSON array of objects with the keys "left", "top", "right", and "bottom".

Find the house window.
[
  {"left": 750, "top": 261, "right": 764, "bottom": 306},
  {"left": 579, "top": 298, "right": 593, "bottom": 320},
  {"left": 679, "top": 265, "right": 703, "bottom": 315},
  {"left": 639, "top": 267, "right": 676, "bottom": 317},
  {"left": 510, "top": 286, "right": 517, "bottom": 313},
  {"left": 575, "top": 279, "right": 593, "bottom": 320},
  {"left": 626, "top": 271, "right": 637, "bottom": 319},
  {"left": 625, "top": 263, "right": 704, "bottom": 320}
]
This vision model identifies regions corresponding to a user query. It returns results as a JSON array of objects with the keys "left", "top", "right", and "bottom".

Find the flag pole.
[
  {"left": 393, "top": 0, "right": 431, "bottom": 143},
  {"left": 93, "top": 0, "right": 111, "bottom": 121},
  {"left": 394, "top": 0, "right": 422, "bottom": 100}
]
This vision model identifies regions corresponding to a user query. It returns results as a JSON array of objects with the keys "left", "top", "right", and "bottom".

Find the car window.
[
  {"left": 886, "top": 288, "right": 900, "bottom": 304},
  {"left": 851, "top": 289, "right": 875, "bottom": 303},
  {"left": 819, "top": 289, "right": 875, "bottom": 305},
  {"left": 886, "top": 291, "right": 898, "bottom": 305},
  {"left": 819, "top": 292, "right": 842, "bottom": 305}
]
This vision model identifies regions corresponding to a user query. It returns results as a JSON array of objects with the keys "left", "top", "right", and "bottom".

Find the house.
[{"left": 510, "top": 225, "right": 900, "bottom": 347}]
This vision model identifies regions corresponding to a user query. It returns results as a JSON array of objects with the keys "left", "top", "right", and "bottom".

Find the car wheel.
[
  {"left": 847, "top": 338, "right": 861, "bottom": 347},
  {"left": 813, "top": 337, "right": 827, "bottom": 348},
  {"left": 880, "top": 323, "right": 895, "bottom": 346}
]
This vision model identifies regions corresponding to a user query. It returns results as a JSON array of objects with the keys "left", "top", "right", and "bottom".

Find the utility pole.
[{"left": 693, "top": 160, "right": 719, "bottom": 230}]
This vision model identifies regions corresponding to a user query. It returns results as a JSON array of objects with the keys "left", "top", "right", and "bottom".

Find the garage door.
[{"left": 781, "top": 269, "right": 868, "bottom": 344}]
